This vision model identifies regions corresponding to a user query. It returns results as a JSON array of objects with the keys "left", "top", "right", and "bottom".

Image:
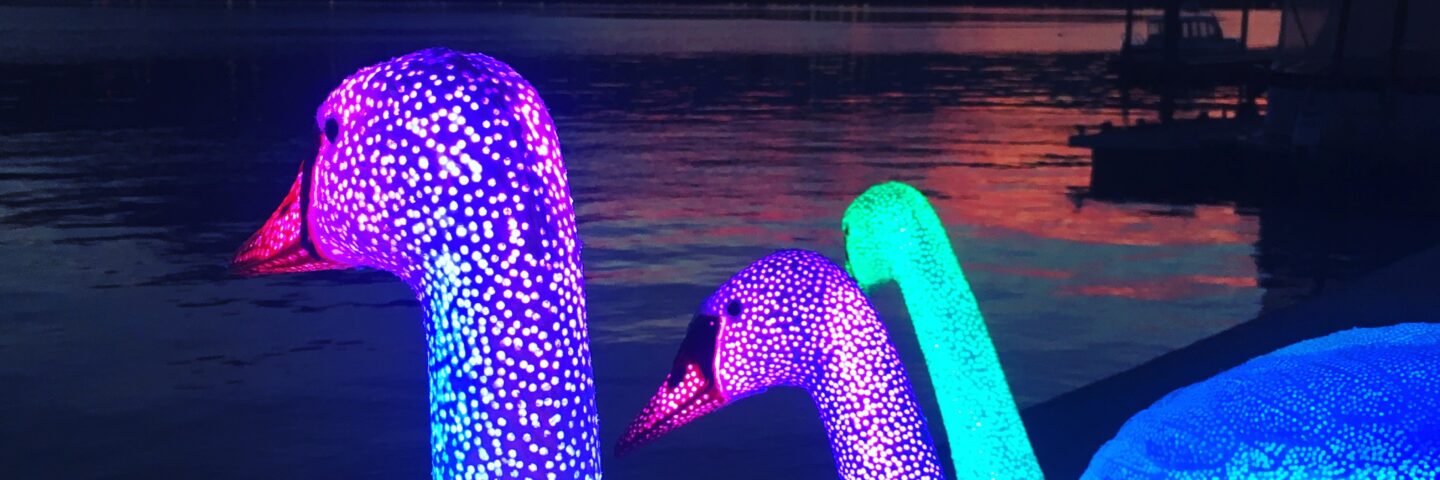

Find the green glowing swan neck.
[{"left": 843, "top": 182, "right": 1043, "bottom": 479}]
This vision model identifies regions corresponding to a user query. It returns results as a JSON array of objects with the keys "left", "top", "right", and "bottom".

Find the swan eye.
[
  {"left": 725, "top": 300, "right": 742, "bottom": 317},
  {"left": 324, "top": 118, "right": 339, "bottom": 143}
]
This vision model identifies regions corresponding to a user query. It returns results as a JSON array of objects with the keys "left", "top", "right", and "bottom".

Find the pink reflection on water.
[{"left": 1060, "top": 275, "right": 1259, "bottom": 301}]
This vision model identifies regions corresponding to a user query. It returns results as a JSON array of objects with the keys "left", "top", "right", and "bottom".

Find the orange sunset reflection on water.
[
  {"left": 570, "top": 92, "right": 1267, "bottom": 403},
  {"left": 550, "top": 8, "right": 1281, "bottom": 403}
]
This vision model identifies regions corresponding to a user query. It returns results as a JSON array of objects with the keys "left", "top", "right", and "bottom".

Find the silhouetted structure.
[{"left": 1265, "top": 0, "right": 1438, "bottom": 161}]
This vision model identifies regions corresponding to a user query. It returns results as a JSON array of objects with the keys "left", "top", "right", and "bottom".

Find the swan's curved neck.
[
  {"left": 891, "top": 235, "right": 1043, "bottom": 479},
  {"left": 413, "top": 249, "right": 601, "bottom": 480},
  {"left": 807, "top": 305, "right": 946, "bottom": 480}
]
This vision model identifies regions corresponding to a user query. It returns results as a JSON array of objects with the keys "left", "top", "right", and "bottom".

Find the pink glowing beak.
[
  {"left": 615, "top": 362, "right": 729, "bottom": 456},
  {"left": 231, "top": 166, "right": 348, "bottom": 277}
]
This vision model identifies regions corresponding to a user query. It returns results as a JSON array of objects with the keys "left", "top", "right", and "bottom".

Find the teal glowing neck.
[{"left": 844, "top": 182, "right": 1042, "bottom": 479}]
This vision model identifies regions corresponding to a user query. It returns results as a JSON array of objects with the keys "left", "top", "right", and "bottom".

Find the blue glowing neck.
[
  {"left": 890, "top": 239, "right": 1043, "bottom": 479},
  {"left": 413, "top": 249, "right": 602, "bottom": 479}
]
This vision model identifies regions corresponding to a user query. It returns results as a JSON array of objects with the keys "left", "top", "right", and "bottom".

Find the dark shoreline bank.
[{"left": 0, "top": 0, "right": 1281, "bottom": 9}]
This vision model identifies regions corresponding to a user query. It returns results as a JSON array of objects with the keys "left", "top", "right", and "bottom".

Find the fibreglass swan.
[
  {"left": 615, "top": 250, "right": 947, "bottom": 480},
  {"left": 842, "top": 182, "right": 1041, "bottom": 479},
  {"left": 842, "top": 184, "right": 1440, "bottom": 479},
  {"left": 231, "top": 48, "right": 601, "bottom": 479},
  {"left": 1084, "top": 323, "right": 1440, "bottom": 478}
]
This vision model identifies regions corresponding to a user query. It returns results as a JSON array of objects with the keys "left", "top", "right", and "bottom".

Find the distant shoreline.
[
  {"left": 3, "top": 0, "right": 1282, "bottom": 9},
  {"left": 471, "top": 0, "right": 1284, "bottom": 6}
]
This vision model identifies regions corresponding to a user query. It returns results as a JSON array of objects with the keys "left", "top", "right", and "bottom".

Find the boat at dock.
[
  {"left": 1071, "top": 114, "right": 1262, "bottom": 204},
  {"left": 1073, "top": 0, "right": 1440, "bottom": 211},
  {"left": 1111, "top": 3, "right": 1271, "bottom": 84},
  {"left": 1127, "top": 9, "right": 1242, "bottom": 55}
]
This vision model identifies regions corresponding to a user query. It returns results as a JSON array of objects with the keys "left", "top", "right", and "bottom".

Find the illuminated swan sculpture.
[
  {"left": 840, "top": 184, "right": 1440, "bottom": 478},
  {"left": 231, "top": 48, "right": 601, "bottom": 479},
  {"left": 616, "top": 250, "right": 947, "bottom": 479},
  {"left": 1084, "top": 323, "right": 1440, "bottom": 479},
  {"left": 842, "top": 182, "right": 1042, "bottom": 479}
]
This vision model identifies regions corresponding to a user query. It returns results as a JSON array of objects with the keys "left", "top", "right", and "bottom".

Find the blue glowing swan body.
[
  {"left": 232, "top": 48, "right": 601, "bottom": 479},
  {"left": 1083, "top": 323, "right": 1440, "bottom": 479},
  {"left": 616, "top": 250, "right": 947, "bottom": 480}
]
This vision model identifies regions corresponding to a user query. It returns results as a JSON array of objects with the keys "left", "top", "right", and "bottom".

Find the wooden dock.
[{"left": 1070, "top": 116, "right": 1261, "bottom": 203}]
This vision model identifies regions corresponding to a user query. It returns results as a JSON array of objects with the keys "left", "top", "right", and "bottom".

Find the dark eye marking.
[
  {"left": 297, "top": 155, "right": 320, "bottom": 258},
  {"left": 726, "top": 300, "right": 742, "bottom": 317},
  {"left": 324, "top": 118, "right": 339, "bottom": 143},
  {"left": 668, "top": 313, "right": 720, "bottom": 388}
]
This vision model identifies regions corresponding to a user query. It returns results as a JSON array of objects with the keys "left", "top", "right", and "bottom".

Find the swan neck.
[
  {"left": 808, "top": 314, "right": 946, "bottom": 480},
  {"left": 413, "top": 249, "right": 602, "bottom": 479},
  {"left": 889, "top": 240, "right": 1045, "bottom": 478},
  {"left": 892, "top": 244, "right": 972, "bottom": 321}
]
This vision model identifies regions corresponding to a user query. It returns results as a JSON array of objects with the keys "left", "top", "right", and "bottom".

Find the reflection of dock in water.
[
  {"left": 1024, "top": 243, "right": 1440, "bottom": 478},
  {"left": 1112, "top": 49, "right": 1273, "bottom": 86}
]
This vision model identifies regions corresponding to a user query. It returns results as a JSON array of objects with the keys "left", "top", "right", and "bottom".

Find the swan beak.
[
  {"left": 614, "top": 362, "right": 728, "bottom": 456},
  {"left": 231, "top": 169, "right": 347, "bottom": 276}
]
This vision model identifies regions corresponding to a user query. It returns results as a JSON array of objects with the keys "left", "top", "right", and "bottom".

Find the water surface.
[{"left": 6, "top": 4, "right": 1421, "bottom": 479}]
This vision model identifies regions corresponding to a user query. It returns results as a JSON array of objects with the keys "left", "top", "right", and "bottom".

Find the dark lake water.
[{"left": 3, "top": 3, "right": 1436, "bottom": 479}]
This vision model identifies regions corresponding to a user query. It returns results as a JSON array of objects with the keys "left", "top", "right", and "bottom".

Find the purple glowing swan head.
[
  {"left": 233, "top": 47, "right": 573, "bottom": 281},
  {"left": 231, "top": 48, "right": 600, "bottom": 479},
  {"left": 617, "top": 250, "right": 946, "bottom": 479}
]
